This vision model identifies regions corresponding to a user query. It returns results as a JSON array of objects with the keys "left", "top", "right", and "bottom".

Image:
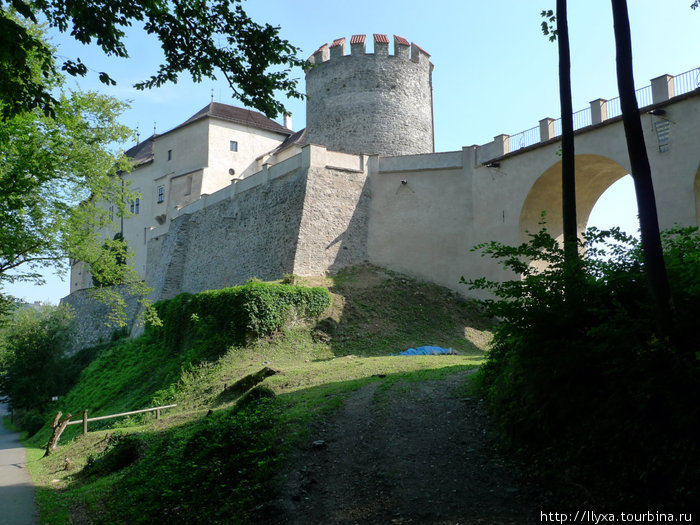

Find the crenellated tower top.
[
  {"left": 305, "top": 34, "right": 435, "bottom": 156},
  {"left": 308, "top": 34, "right": 431, "bottom": 66}
]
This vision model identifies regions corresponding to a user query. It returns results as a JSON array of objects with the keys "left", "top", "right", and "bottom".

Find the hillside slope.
[{"left": 23, "top": 264, "right": 534, "bottom": 524}]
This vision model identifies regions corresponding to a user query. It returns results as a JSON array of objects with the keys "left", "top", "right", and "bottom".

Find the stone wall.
[
  {"left": 147, "top": 167, "right": 307, "bottom": 300},
  {"left": 145, "top": 144, "right": 371, "bottom": 301},
  {"left": 293, "top": 164, "right": 370, "bottom": 275},
  {"left": 60, "top": 287, "right": 143, "bottom": 351}
]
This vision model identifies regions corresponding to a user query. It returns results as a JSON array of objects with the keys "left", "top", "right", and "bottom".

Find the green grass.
[{"left": 21, "top": 264, "right": 491, "bottom": 523}]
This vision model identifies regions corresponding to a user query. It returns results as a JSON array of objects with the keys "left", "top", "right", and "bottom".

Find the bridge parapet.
[{"left": 478, "top": 67, "right": 699, "bottom": 164}]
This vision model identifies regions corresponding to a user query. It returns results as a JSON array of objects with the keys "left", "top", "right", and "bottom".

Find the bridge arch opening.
[{"left": 520, "top": 154, "right": 638, "bottom": 244}]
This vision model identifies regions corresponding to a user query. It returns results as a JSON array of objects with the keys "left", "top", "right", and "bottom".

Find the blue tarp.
[{"left": 392, "top": 346, "right": 455, "bottom": 356}]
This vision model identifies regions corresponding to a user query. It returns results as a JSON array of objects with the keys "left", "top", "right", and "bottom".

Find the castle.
[{"left": 65, "top": 34, "right": 700, "bottom": 345}]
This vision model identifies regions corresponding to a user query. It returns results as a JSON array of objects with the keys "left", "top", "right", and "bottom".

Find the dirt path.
[
  {"left": 261, "top": 370, "right": 552, "bottom": 524},
  {"left": 0, "top": 404, "right": 39, "bottom": 525}
]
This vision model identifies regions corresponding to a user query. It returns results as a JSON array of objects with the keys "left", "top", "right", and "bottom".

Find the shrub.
[
  {"left": 147, "top": 282, "right": 331, "bottom": 355},
  {"left": 466, "top": 226, "right": 700, "bottom": 508}
]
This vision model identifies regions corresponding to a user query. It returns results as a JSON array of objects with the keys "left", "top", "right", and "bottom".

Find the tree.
[
  {"left": 0, "top": 305, "right": 75, "bottom": 412},
  {"left": 610, "top": 0, "right": 675, "bottom": 335},
  {"left": 0, "top": 17, "right": 150, "bottom": 325},
  {"left": 0, "top": 0, "right": 307, "bottom": 121},
  {"left": 0, "top": 87, "right": 141, "bottom": 301},
  {"left": 541, "top": 4, "right": 580, "bottom": 293}
]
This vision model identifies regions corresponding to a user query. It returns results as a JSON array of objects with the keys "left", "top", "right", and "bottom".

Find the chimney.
[{"left": 284, "top": 113, "right": 293, "bottom": 130}]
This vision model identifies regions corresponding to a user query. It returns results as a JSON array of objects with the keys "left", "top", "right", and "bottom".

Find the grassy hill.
[{"left": 22, "top": 265, "right": 492, "bottom": 524}]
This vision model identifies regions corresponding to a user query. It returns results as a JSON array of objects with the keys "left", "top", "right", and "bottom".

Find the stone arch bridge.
[{"left": 368, "top": 74, "right": 700, "bottom": 292}]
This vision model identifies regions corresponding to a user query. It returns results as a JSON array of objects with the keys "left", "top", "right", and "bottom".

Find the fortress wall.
[
  {"left": 367, "top": 149, "right": 478, "bottom": 294},
  {"left": 293, "top": 162, "right": 370, "bottom": 276},
  {"left": 144, "top": 144, "right": 371, "bottom": 301},
  {"left": 60, "top": 287, "right": 143, "bottom": 351},
  {"left": 306, "top": 34, "right": 434, "bottom": 157},
  {"left": 147, "top": 167, "right": 307, "bottom": 300}
]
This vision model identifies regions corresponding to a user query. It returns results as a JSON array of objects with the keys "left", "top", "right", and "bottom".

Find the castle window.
[
  {"left": 130, "top": 197, "right": 140, "bottom": 215},
  {"left": 157, "top": 185, "right": 165, "bottom": 203},
  {"left": 167, "top": 149, "right": 172, "bottom": 161},
  {"left": 230, "top": 140, "right": 238, "bottom": 152}
]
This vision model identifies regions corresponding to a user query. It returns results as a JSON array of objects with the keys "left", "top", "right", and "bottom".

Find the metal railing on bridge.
[{"left": 501, "top": 67, "right": 699, "bottom": 156}]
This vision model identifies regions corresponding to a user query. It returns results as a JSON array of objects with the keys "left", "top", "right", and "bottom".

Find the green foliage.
[
  {"left": 82, "top": 433, "right": 146, "bottom": 478},
  {"left": 102, "top": 398, "right": 280, "bottom": 523},
  {"left": 91, "top": 234, "right": 128, "bottom": 288},
  {"left": 22, "top": 268, "right": 488, "bottom": 523},
  {"left": 540, "top": 9, "right": 557, "bottom": 41},
  {"left": 0, "top": 87, "right": 135, "bottom": 288},
  {"left": 0, "top": 305, "right": 75, "bottom": 412},
  {"left": 0, "top": 16, "right": 152, "bottom": 326},
  {"left": 148, "top": 282, "right": 332, "bottom": 356},
  {"left": 0, "top": 18, "right": 146, "bottom": 313},
  {"left": 1, "top": 0, "right": 307, "bottom": 120},
  {"left": 466, "top": 226, "right": 700, "bottom": 507}
]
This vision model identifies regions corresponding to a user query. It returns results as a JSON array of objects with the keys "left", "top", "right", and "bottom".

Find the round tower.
[{"left": 305, "top": 34, "right": 434, "bottom": 157}]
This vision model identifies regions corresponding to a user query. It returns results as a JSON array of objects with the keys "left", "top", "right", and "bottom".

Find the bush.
[
  {"left": 466, "top": 227, "right": 700, "bottom": 508},
  {"left": 147, "top": 282, "right": 331, "bottom": 355}
]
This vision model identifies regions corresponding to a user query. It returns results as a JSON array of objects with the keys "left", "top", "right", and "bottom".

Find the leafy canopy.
[
  {"left": 0, "top": 304, "right": 76, "bottom": 412},
  {"left": 464, "top": 226, "right": 700, "bottom": 507},
  {"left": 0, "top": 0, "right": 307, "bottom": 120},
  {"left": 0, "top": 16, "right": 151, "bottom": 324}
]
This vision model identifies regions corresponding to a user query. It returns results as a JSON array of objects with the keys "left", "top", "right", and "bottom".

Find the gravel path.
[{"left": 0, "top": 403, "right": 39, "bottom": 525}]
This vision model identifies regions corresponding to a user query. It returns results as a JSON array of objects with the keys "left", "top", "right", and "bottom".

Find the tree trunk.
[
  {"left": 610, "top": 0, "right": 674, "bottom": 335},
  {"left": 44, "top": 412, "right": 72, "bottom": 457},
  {"left": 557, "top": 0, "right": 577, "bottom": 264}
]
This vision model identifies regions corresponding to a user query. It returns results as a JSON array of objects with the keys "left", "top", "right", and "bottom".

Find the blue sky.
[{"left": 6, "top": 0, "right": 700, "bottom": 304}]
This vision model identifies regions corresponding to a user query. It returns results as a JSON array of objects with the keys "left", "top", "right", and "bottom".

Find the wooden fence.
[{"left": 65, "top": 404, "right": 178, "bottom": 435}]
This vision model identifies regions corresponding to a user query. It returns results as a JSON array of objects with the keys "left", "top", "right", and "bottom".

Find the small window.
[
  {"left": 230, "top": 140, "right": 238, "bottom": 152},
  {"left": 131, "top": 197, "right": 140, "bottom": 215},
  {"left": 157, "top": 186, "right": 165, "bottom": 203},
  {"left": 167, "top": 149, "right": 172, "bottom": 161}
]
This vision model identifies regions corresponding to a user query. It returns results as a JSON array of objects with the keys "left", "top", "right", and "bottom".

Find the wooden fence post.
[{"left": 82, "top": 410, "right": 88, "bottom": 435}]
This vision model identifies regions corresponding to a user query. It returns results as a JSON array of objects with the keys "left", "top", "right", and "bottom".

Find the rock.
[{"left": 311, "top": 440, "right": 326, "bottom": 450}]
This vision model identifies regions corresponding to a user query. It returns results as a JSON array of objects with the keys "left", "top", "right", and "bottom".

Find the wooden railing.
[
  {"left": 45, "top": 404, "right": 177, "bottom": 456},
  {"left": 65, "top": 404, "right": 177, "bottom": 435}
]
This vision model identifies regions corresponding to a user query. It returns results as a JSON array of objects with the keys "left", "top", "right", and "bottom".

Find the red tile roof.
[
  {"left": 350, "top": 34, "right": 366, "bottom": 45},
  {"left": 373, "top": 34, "right": 389, "bottom": 44},
  {"left": 330, "top": 37, "right": 346, "bottom": 48},
  {"left": 411, "top": 42, "right": 431, "bottom": 57},
  {"left": 394, "top": 35, "right": 410, "bottom": 46}
]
